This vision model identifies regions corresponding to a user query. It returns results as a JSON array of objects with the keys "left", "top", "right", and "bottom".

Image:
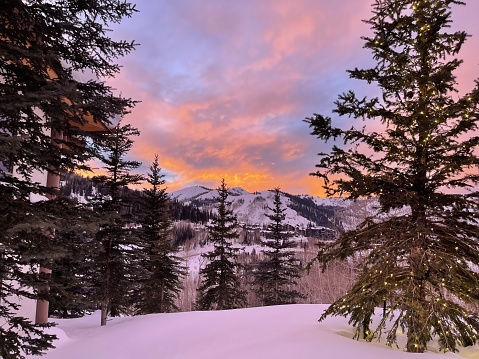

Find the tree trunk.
[
  {"left": 406, "top": 298, "right": 428, "bottom": 353},
  {"left": 101, "top": 237, "right": 112, "bottom": 326},
  {"left": 100, "top": 300, "right": 108, "bottom": 326},
  {"left": 35, "top": 266, "right": 52, "bottom": 324},
  {"left": 406, "top": 212, "right": 429, "bottom": 353},
  {"left": 35, "top": 129, "right": 62, "bottom": 325}
]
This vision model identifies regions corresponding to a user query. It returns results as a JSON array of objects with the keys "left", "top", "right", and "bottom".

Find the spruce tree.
[
  {"left": 90, "top": 121, "right": 143, "bottom": 326},
  {"left": 253, "top": 188, "right": 304, "bottom": 306},
  {"left": 306, "top": 0, "right": 479, "bottom": 353},
  {"left": 196, "top": 179, "right": 247, "bottom": 310},
  {"left": 1, "top": 0, "right": 137, "bottom": 355},
  {"left": 48, "top": 222, "right": 101, "bottom": 319},
  {"left": 136, "top": 155, "right": 186, "bottom": 314},
  {"left": 0, "top": 195, "right": 94, "bottom": 358}
]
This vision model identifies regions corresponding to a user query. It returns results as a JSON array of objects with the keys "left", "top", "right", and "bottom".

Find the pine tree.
[
  {"left": 0, "top": 195, "right": 96, "bottom": 358},
  {"left": 196, "top": 179, "right": 247, "bottom": 310},
  {"left": 136, "top": 155, "right": 186, "bottom": 314},
  {"left": 305, "top": 0, "right": 479, "bottom": 353},
  {"left": 253, "top": 188, "right": 305, "bottom": 306},
  {"left": 48, "top": 220, "right": 101, "bottom": 319},
  {"left": 1, "top": 0, "right": 137, "bottom": 355},
  {"left": 91, "top": 121, "right": 143, "bottom": 326}
]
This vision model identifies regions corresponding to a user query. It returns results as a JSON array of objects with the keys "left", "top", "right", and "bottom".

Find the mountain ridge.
[
  {"left": 170, "top": 185, "right": 346, "bottom": 230},
  {"left": 61, "top": 173, "right": 373, "bottom": 233}
]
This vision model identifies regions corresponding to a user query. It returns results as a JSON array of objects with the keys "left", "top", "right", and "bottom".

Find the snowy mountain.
[
  {"left": 170, "top": 186, "right": 349, "bottom": 230},
  {"left": 61, "top": 173, "right": 378, "bottom": 233}
]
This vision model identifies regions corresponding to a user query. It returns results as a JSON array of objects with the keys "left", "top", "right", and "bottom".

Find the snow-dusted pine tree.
[
  {"left": 196, "top": 179, "right": 247, "bottom": 310},
  {"left": 306, "top": 0, "right": 479, "bottom": 353},
  {"left": 135, "top": 155, "right": 186, "bottom": 314},
  {"left": 253, "top": 188, "right": 305, "bottom": 305}
]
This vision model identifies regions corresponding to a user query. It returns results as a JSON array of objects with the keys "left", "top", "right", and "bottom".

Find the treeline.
[{"left": 285, "top": 194, "right": 338, "bottom": 228}]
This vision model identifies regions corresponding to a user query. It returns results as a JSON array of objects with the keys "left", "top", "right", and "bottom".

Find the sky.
[
  {"left": 28, "top": 304, "right": 477, "bottom": 359},
  {"left": 105, "top": 1, "right": 479, "bottom": 196}
]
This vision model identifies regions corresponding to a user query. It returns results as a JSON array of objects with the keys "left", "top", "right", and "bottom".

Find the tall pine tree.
[
  {"left": 135, "top": 155, "right": 186, "bottom": 314},
  {"left": 91, "top": 121, "right": 143, "bottom": 326},
  {"left": 253, "top": 188, "right": 304, "bottom": 306},
  {"left": 306, "top": 0, "right": 479, "bottom": 353},
  {"left": 196, "top": 179, "right": 247, "bottom": 310},
  {"left": 1, "top": 0, "right": 137, "bottom": 356}
]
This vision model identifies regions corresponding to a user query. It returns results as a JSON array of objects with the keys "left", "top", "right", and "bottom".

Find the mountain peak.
[{"left": 228, "top": 187, "right": 250, "bottom": 196}]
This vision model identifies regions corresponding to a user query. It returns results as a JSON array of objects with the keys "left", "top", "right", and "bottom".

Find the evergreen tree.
[
  {"left": 253, "top": 188, "right": 304, "bottom": 306},
  {"left": 136, "top": 155, "right": 186, "bottom": 314},
  {"left": 306, "top": 0, "right": 479, "bottom": 353},
  {"left": 0, "top": 195, "right": 94, "bottom": 358},
  {"left": 91, "top": 121, "right": 143, "bottom": 326},
  {"left": 0, "top": 0, "right": 136, "bottom": 355},
  {"left": 196, "top": 179, "right": 247, "bottom": 310},
  {"left": 48, "top": 222, "right": 101, "bottom": 319}
]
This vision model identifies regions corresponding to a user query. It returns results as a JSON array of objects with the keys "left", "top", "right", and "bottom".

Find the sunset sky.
[{"left": 106, "top": 1, "right": 479, "bottom": 196}]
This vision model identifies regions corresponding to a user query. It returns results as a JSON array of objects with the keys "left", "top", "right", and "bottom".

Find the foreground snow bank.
[{"left": 30, "top": 304, "right": 477, "bottom": 359}]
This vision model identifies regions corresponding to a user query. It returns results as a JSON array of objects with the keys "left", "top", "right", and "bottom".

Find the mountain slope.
[{"left": 170, "top": 186, "right": 345, "bottom": 229}]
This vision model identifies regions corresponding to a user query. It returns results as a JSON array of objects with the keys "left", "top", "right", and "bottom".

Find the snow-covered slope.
[
  {"left": 170, "top": 186, "right": 341, "bottom": 229},
  {"left": 169, "top": 185, "right": 213, "bottom": 202},
  {"left": 31, "top": 304, "right": 475, "bottom": 359}
]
